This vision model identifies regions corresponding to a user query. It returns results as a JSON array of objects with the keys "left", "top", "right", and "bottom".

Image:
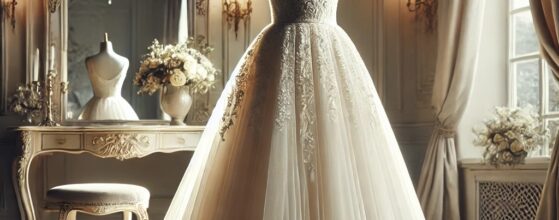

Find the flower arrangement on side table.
[
  {"left": 8, "top": 83, "right": 43, "bottom": 124},
  {"left": 473, "top": 106, "right": 548, "bottom": 166},
  {"left": 133, "top": 36, "right": 218, "bottom": 125}
]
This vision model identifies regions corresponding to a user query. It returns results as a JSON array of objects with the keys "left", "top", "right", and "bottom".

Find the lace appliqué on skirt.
[{"left": 219, "top": 38, "right": 263, "bottom": 140}]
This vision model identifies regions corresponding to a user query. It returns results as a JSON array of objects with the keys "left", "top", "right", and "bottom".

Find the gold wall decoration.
[
  {"left": 91, "top": 133, "right": 151, "bottom": 160},
  {"left": 223, "top": 0, "right": 252, "bottom": 38},
  {"left": 2, "top": 0, "right": 17, "bottom": 28},
  {"left": 196, "top": 0, "right": 207, "bottom": 15},
  {"left": 407, "top": 0, "right": 437, "bottom": 31}
]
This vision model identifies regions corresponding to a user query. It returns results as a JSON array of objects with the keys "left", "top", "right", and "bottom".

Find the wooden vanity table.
[{"left": 13, "top": 125, "right": 203, "bottom": 220}]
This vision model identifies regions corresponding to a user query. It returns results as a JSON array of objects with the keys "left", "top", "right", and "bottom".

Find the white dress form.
[{"left": 78, "top": 35, "right": 139, "bottom": 120}]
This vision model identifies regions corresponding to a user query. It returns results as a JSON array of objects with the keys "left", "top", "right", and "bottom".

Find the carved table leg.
[{"left": 12, "top": 131, "right": 35, "bottom": 220}]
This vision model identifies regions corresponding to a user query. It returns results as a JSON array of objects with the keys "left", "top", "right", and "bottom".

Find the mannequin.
[{"left": 78, "top": 33, "right": 139, "bottom": 120}]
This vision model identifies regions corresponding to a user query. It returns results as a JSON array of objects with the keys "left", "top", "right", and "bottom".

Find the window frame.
[{"left": 507, "top": 1, "right": 555, "bottom": 156}]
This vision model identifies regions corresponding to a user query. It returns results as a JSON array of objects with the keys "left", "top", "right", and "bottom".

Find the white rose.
[
  {"left": 183, "top": 56, "right": 197, "bottom": 74},
  {"left": 197, "top": 65, "right": 208, "bottom": 78},
  {"left": 169, "top": 71, "right": 187, "bottom": 87},
  {"left": 207, "top": 73, "right": 215, "bottom": 82}
]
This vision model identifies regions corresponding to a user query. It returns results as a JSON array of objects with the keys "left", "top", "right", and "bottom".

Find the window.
[{"left": 509, "top": 0, "right": 559, "bottom": 156}]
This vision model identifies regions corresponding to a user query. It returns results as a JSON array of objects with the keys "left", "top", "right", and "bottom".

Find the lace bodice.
[{"left": 271, "top": 0, "right": 338, "bottom": 24}]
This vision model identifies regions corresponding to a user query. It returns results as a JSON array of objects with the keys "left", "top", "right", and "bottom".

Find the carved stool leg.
[
  {"left": 134, "top": 208, "right": 149, "bottom": 220},
  {"left": 58, "top": 209, "right": 76, "bottom": 220},
  {"left": 123, "top": 211, "right": 133, "bottom": 220}
]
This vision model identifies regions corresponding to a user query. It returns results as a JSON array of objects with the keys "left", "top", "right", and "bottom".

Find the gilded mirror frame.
[
  {"left": 0, "top": 4, "right": 6, "bottom": 115},
  {"left": 45, "top": 0, "right": 197, "bottom": 123}
]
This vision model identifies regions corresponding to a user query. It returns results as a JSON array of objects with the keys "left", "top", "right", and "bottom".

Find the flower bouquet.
[
  {"left": 133, "top": 38, "right": 217, "bottom": 95},
  {"left": 133, "top": 37, "right": 217, "bottom": 125},
  {"left": 473, "top": 106, "right": 547, "bottom": 165}
]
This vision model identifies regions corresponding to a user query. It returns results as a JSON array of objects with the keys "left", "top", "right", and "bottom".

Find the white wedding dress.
[{"left": 166, "top": 0, "right": 425, "bottom": 219}]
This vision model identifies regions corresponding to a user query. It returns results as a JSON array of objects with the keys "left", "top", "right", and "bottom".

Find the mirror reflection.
[{"left": 66, "top": 0, "right": 189, "bottom": 120}]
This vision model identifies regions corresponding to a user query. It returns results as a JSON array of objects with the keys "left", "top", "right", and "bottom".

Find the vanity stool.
[{"left": 46, "top": 183, "right": 150, "bottom": 220}]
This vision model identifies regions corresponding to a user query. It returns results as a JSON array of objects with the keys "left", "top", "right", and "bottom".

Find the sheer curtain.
[
  {"left": 529, "top": 0, "right": 559, "bottom": 219},
  {"left": 416, "top": 0, "right": 485, "bottom": 219},
  {"left": 163, "top": 0, "right": 188, "bottom": 44}
]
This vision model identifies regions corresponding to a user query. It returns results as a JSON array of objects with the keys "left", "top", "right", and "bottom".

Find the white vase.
[{"left": 160, "top": 85, "right": 192, "bottom": 125}]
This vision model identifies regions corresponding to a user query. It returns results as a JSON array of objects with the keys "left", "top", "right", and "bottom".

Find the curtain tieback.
[{"left": 435, "top": 122, "right": 456, "bottom": 138}]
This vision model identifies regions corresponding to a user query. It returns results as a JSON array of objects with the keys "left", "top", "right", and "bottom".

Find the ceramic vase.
[{"left": 160, "top": 85, "right": 192, "bottom": 125}]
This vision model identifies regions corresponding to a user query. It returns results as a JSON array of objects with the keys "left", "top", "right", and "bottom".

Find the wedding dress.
[{"left": 166, "top": 0, "right": 425, "bottom": 219}]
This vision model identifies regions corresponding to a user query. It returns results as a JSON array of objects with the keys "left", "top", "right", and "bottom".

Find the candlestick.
[
  {"left": 49, "top": 45, "right": 55, "bottom": 70},
  {"left": 39, "top": 69, "right": 60, "bottom": 126},
  {"left": 33, "top": 48, "right": 39, "bottom": 81}
]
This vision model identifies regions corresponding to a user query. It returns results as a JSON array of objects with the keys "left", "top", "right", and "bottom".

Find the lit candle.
[
  {"left": 49, "top": 45, "right": 55, "bottom": 71},
  {"left": 33, "top": 48, "right": 39, "bottom": 81}
]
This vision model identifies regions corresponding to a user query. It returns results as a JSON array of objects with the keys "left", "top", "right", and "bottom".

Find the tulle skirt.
[
  {"left": 78, "top": 96, "right": 139, "bottom": 120},
  {"left": 165, "top": 22, "right": 425, "bottom": 220}
]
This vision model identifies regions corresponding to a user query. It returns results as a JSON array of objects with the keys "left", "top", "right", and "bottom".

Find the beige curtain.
[
  {"left": 416, "top": 0, "right": 485, "bottom": 219},
  {"left": 530, "top": 0, "right": 559, "bottom": 219}
]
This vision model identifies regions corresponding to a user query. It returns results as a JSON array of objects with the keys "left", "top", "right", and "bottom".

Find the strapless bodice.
[{"left": 270, "top": 0, "right": 338, "bottom": 24}]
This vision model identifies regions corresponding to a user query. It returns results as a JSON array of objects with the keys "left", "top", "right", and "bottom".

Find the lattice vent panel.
[{"left": 479, "top": 181, "right": 543, "bottom": 220}]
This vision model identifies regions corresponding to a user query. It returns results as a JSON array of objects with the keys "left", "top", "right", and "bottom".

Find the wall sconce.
[
  {"left": 223, "top": 0, "right": 252, "bottom": 38},
  {"left": 406, "top": 0, "right": 437, "bottom": 31},
  {"left": 2, "top": 0, "right": 17, "bottom": 29},
  {"left": 407, "top": 0, "right": 428, "bottom": 12}
]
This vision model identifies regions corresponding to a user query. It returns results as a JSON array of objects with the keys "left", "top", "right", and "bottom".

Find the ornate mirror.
[
  {"left": 46, "top": 0, "right": 216, "bottom": 123},
  {"left": 0, "top": 3, "right": 6, "bottom": 114}
]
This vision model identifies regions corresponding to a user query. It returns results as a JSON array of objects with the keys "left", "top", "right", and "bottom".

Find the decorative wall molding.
[
  {"left": 48, "top": 0, "right": 61, "bottom": 13},
  {"left": 392, "top": 122, "right": 434, "bottom": 144}
]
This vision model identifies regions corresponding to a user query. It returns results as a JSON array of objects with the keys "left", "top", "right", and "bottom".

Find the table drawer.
[
  {"left": 161, "top": 133, "right": 200, "bottom": 150},
  {"left": 42, "top": 134, "right": 81, "bottom": 150}
]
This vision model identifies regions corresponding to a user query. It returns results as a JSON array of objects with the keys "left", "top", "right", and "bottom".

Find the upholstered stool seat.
[{"left": 46, "top": 183, "right": 150, "bottom": 220}]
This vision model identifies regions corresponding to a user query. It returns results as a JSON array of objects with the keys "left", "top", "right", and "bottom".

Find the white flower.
[
  {"left": 197, "top": 64, "right": 208, "bottom": 78},
  {"left": 473, "top": 106, "right": 548, "bottom": 165},
  {"left": 169, "top": 70, "right": 187, "bottom": 87},
  {"left": 134, "top": 38, "right": 217, "bottom": 95}
]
